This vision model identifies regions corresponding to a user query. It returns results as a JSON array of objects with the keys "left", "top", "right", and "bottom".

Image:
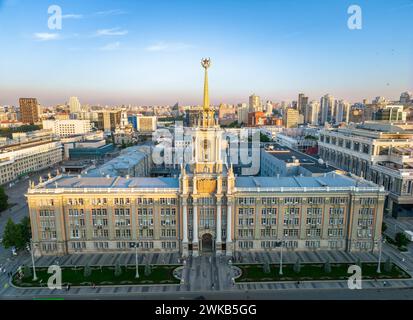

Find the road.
[{"left": 2, "top": 286, "right": 413, "bottom": 300}]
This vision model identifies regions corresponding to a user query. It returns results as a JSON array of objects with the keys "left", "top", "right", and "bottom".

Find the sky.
[{"left": 0, "top": 0, "right": 412, "bottom": 106}]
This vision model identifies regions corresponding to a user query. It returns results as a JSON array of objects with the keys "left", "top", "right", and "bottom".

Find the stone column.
[
  {"left": 226, "top": 199, "right": 233, "bottom": 256},
  {"left": 193, "top": 199, "right": 199, "bottom": 257},
  {"left": 182, "top": 197, "right": 189, "bottom": 257},
  {"left": 216, "top": 198, "right": 222, "bottom": 255}
]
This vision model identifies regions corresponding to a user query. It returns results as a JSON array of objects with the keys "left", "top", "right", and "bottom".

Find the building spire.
[{"left": 201, "top": 58, "right": 211, "bottom": 111}]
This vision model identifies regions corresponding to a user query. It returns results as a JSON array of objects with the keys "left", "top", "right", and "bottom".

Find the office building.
[
  {"left": 27, "top": 60, "right": 386, "bottom": 256},
  {"left": 19, "top": 98, "right": 39, "bottom": 124}
]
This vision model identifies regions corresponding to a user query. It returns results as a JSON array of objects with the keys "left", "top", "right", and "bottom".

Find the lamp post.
[
  {"left": 131, "top": 242, "right": 139, "bottom": 278},
  {"left": 376, "top": 236, "right": 385, "bottom": 273},
  {"left": 29, "top": 239, "right": 38, "bottom": 281},
  {"left": 279, "top": 236, "right": 284, "bottom": 276}
]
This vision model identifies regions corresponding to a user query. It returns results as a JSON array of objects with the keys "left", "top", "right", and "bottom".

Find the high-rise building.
[
  {"left": 97, "top": 110, "right": 122, "bottom": 132},
  {"left": 283, "top": 108, "right": 299, "bottom": 128},
  {"left": 249, "top": 94, "right": 261, "bottom": 112},
  {"left": 69, "top": 97, "right": 82, "bottom": 114},
  {"left": 19, "top": 98, "right": 39, "bottom": 124},
  {"left": 297, "top": 93, "right": 308, "bottom": 115},
  {"left": 305, "top": 100, "right": 320, "bottom": 125},
  {"left": 237, "top": 103, "right": 248, "bottom": 124},
  {"left": 265, "top": 101, "right": 273, "bottom": 116},
  {"left": 320, "top": 94, "right": 335, "bottom": 124},
  {"left": 336, "top": 100, "right": 351, "bottom": 123},
  {"left": 400, "top": 92, "right": 412, "bottom": 104}
]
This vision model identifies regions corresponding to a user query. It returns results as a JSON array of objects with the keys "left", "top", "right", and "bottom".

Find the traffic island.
[
  {"left": 235, "top": 262, "right": 410, "bottom": 283},
  {"left": 12, "top": 265, "right": 180, "bottom": 288}
]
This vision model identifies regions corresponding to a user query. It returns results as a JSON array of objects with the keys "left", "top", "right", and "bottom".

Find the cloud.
[
  {"left": 94, "top": 9, "right": 127, "bottom": 16},
  {"left": 145, "top": 42, "right": 193, "bottom": 52},
  {"left": 33, "top": 33, "right": 60, "bottom": 41},
  {"left": 96, "top": 28, "right": 128, "bottom": 36},
  {"left": 62, "top": 14, "right": 83, "bottom": 19},
  {"left": 100, "top": 42, "right": 121, "bottom": 51}
]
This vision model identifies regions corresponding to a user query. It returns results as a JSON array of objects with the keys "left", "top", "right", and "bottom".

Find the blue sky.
[{"left": 0, "top": 0, "right": 412, "bottom": 106}]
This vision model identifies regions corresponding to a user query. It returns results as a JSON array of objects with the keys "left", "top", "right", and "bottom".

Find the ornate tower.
[{"left": 181, "top": 59, "right": 234, "bottom": 258}]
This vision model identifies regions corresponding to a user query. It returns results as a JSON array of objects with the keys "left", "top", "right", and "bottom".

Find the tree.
[
  {"left": 382, "top": 222, "right": 387, "bottom": 233},
  {"left": 23, "top": 265, "right": 32, "bottom": 278},
  {"left": 2, "top": 218, "right": 25, "bottom": 249},
  {"left": 260, "top": 133, "right": 271, "bottom": 143},
  {"left": 0, "top": 186, "right": 9, "bottom": 212},
  {"left": 263, "top": 261, "right": 271, "bottom": 274},
  {"left": 114, "top": 262, "right": 122, "bottom": 277},
  {"left": 324, "top": 259, "right": 331, "bottom": 273},
  {"left": 293, "top": 258, "right": 301, "bottom": 273},
  {"left": 384, "top": 257, "right": 393, "bottom": 273},
  {"left": 395, "top": 232, "right": 410, "bottom": 248},
  {"left": 84, "top": 264, "right": 92, "bottom": 277},
  {"left": 19, "top": 217, "right": 32, "bottom": 245}
]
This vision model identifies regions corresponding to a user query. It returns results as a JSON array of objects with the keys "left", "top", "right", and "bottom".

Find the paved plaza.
[
  {"left": 1, "top": 175, "right": 413, "bottom": 299},
  {"left": 1, "top": 244, "right": 413, "bottom": 299}
]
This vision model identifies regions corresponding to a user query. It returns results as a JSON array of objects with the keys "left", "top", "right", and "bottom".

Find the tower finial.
[{"left": 201, "top": 58, "right": 211, "bottom": 111}]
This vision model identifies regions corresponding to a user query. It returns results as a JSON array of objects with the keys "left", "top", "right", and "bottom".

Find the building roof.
[
  {"left": 235, "top": 172, "right": 380, "bottom": 191},
  {"left": 264, "top": 144, "right": 335, "bottom": 174},
  {"left": 38, "top": 176, "right": 179, "bottom": 190}
]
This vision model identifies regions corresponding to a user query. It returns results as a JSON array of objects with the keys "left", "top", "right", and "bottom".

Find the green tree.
[
  {"left": 293, "top": 258, "right": 301, "bottom": 274},
  {"left": 19, "top": 217, "right": 32, "bottom": 245},
  {"left": 395, "top": 232, "right": 410, "bottom": 248},
  {"left": 384, "top": 257, "right": 393, "bottom": 273},
  {"left": 324, "top": 259, "right": 331, "bottom": 273},
  {"left": 84, "top": 264, "right": 92, "bottom": 278},
  {"left": 0, "top": 186, "right": 9, "bottom": 212},
  {"left": 114, "top": 262, "right": 122, "bottom": 277},
  {"left": 23, "top": 265, "right": 32, "bottom": 279},
  {"left": 2, "top": 218, "right": 25, "bottom": 249},
  {"left": 260, "top": 133, "right": 271, "bottom": 143}
]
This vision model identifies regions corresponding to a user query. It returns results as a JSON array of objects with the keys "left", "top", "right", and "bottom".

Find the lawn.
[
  {"left": 12, "top": 265, "right": 180, "bottom": 288},
  {"left": 236, "top": 262, "right": 410, "bottom": 283}
]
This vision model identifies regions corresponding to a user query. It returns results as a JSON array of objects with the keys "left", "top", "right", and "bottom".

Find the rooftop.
[
  {"left": 235, "top": 172, "right": 381, "bottom": 191},
  {"left": 264, "top": 144, "right": 335, "bottom": 174}
]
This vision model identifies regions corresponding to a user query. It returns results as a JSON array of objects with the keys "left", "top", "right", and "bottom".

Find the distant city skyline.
[{"left": 0, "top": 0, "right": 412, "bottom": 106}]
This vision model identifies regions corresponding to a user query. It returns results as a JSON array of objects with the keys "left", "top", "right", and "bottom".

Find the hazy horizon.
[{"left": 1, "top": 0, "right": 412, "bottom": 106}]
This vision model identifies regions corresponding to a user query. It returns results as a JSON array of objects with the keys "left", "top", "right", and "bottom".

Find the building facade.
[
  {"left": 42, "top": 119, "right": 92, "bottom": 137},
  {"left": 19, "top": 98, "right": 39, "bottom": 124},
  {"left": 318, "top": 122, "right": 413, "bottom": 217},
  {"left": 26, "top": 60, "right": 386, "bottom": 256},
  {"left": 0, "top": 140, "right": 62, "bottom": 185}
]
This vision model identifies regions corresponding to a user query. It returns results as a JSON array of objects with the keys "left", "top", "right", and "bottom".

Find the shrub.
[
  {"left": 384, "top": 257, "right": 392, "bottom": 273},
  {"left": 144, "top": 263, "right": 152, "bottom": 277},
  {"left": 293, "top": 259, "right": 301, "bottom": 274},
  {"left": 263, "top": 261, "right": 271, "bottom": 274},
  {"left": 324, "top": 259, "right": 331, "bottom": 273},
  {"left": 114, "top": 262, "right": 122, "bottom": 277},
  {"left": 84, "top": 264, "right": 92, "bottom": 277},
  {"left": 23, "top": 265, "right": 32, "bottom": 278}
]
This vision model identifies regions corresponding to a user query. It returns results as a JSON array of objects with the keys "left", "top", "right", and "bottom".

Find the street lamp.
[
  {"left": 130, "top": 242, "right": 139, "bottom": 278},
  {"left": 28, "top": 239, "right": 38, "bottom": 281},
  {"left": 278, "top": 236, "right": 285, "bottom": 276},
  {"left": 376, "top": 236, "right": 386, "bottom": 273}
]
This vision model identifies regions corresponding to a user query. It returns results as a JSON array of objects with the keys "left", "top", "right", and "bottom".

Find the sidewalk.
[{"left": 1, "top": 249, "right": 413, "bottom": 299}]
